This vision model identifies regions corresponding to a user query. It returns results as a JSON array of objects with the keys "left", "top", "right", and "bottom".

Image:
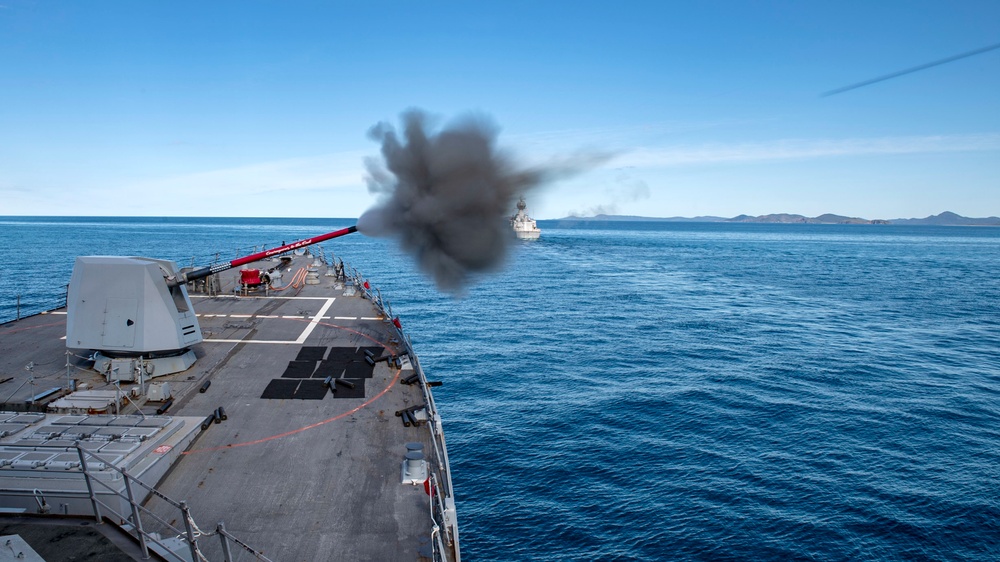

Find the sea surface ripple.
[{"left": 2, "top": 218, "right": 998, "bottom": 561}]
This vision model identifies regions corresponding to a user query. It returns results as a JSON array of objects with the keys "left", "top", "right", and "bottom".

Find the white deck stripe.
[
  {"left": 190, "top": 295, "right": 325, "bottom": 300},
  {"left": 198, "top": 314, "right": 372, "bottom": 321},
  {"left": 202, "top": 340, "right": 299, "bottom": 345},
  {"left": 206, "top": 339, "right": 302, "bottom": 344},
  {"left": 295, "top": 298, "right": 336, "bottom": 344},
  {"left": 203, "top": 297, "right": 337, "bottom": 345}
]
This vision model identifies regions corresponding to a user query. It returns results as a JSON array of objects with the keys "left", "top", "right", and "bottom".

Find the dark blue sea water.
[{"left": 2, "top": 217, "right": 999, "bottom": 561}]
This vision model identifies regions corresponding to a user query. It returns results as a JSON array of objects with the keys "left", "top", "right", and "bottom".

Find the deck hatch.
[{"left": 0, "top": 423, "right": 29, "bottom": 438}]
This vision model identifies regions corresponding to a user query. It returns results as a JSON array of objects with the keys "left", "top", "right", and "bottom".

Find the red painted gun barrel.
[{"left": 176, "top": 225, "right": 357, "bottom": 285}]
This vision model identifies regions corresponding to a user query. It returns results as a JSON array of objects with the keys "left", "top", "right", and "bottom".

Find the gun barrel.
[{"left": 178, "top": 225, "right": 357, "bottom": 284}]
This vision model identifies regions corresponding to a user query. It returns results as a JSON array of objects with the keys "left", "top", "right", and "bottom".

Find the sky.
[{"left": 1, "top": 1, "right": 998, "bottom": 220}]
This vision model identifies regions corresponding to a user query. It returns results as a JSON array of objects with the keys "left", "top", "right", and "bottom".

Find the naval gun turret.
[
  {"left": 66, "top": 225, "right": 358, "bottom": 380},
  {"left": 67, "top": 256, "right": 202, "bottom": 380}
]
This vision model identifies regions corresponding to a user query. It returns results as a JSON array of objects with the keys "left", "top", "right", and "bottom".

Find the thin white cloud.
[
  {"left": 615, "top": 133, "right": 1000, "bottom": 169},
  {"left": 506, "top": 118, "right": 771, "bottom": 152},
  {"left": 48, "top": 150, "right": 377, "bottom": 216},
  {"left": 123, "top": 151, "right": 368, "bottom": 195}
]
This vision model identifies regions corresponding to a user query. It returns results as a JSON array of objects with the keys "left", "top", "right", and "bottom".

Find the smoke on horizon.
[
  {"left": 565, "top": 168, "right": 651, "bottom": 218},
  {"left": 357, "top": 109, "right": 606, "bottom": 292}
]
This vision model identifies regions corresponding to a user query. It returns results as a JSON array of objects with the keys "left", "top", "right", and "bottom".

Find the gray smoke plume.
[
  {"left": 566, "top": 169, "right": 650, "bottom": 218},
  {"left": 357, "top": 109, "right": 605, "bottom": 292}
]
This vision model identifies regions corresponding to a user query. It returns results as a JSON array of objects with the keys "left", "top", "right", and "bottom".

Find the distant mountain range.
[{"left": 554, "top": 211, "right": 1000, "bottom": 226}]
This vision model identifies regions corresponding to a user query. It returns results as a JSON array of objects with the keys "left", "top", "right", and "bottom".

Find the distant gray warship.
[
  {"left": 510, "top": 197, "right": 541, "bottom": 240},
  {"left": 0, "top": 228, "right": 460, "bottom": 561}
]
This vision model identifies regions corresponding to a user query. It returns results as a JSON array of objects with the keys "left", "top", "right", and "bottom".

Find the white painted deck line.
[
  {"left": 202, "top": 297, "right": 336, "bottom": 345},
  {"left": 198, "top": 314, "right": 334, "bottom": 320},
  {"left": 295, "top": 298, "right": 335, "bottom": 344},
  {"left": 189, "top": 295, "right": 327, "bottom": 300}
]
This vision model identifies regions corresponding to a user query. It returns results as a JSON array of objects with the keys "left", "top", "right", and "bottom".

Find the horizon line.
[{"left": 2, "top": 210, "right": 999, "bottom": 222}]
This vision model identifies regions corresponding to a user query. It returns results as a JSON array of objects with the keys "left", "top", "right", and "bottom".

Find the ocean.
[{"left": 2, "top": 217, "right": 999, "bottom": 561}]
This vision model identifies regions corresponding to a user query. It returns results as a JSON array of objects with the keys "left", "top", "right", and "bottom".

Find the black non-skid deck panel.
[
  {"left": 292, "top": 379, "right": 330, "bottom": 400},
  {"left": 332, "top": 379, "right": 366, "bottom": 399},
  {"left": 313, "top": 360, "right": 345, "bottom": 379},
  {"left": 261, "top": 378, "right": 328, "bottom": 400},
  {"left": 344, "top": 361, "right": 375, "bottom": 379},
  {"left": 281, "top": 361, "right": 318, "bottom": 378},
  {"left": 295, "top": 346, "right": 328, "bottom": 362},
  {"left": 261, "top": 379, "right": 301, "bottom": 399},
  {"left": 327, "top": 346, "right": 384, "bottom": 361},
  {"left": 326, "top": 348, "right": 360, "bottom": 363}
]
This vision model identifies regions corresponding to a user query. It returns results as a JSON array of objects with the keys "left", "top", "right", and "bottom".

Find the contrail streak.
[{"left": 822, "top": 42, "right": 1000, "bottom": 97}]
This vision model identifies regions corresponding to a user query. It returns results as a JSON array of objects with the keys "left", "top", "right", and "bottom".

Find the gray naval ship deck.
[{"left": 0, "top": 248, "right": 460, "bottom": 562}]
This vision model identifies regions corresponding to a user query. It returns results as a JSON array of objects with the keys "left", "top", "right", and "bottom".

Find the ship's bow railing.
[
  {"left": 76, "top": 444, "right": 274, "bottom": 562},
  {"left": 11, "top": 443, "right": 274, "bottom": 562},
  {"left": 341, "top": 258, "right": 461, "bottom": 562},
  {"left": 406, "top": 346, "right": 459, "bottom": 560}
]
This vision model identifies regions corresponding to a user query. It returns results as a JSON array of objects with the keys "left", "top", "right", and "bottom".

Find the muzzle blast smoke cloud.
[{"left": 357, "top": 109, "right": 603, "bottom": 292}]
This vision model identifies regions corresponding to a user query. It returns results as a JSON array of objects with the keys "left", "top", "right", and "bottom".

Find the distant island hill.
[{"left": 554, "top": 211, "right": 1000, "bottom": 226}]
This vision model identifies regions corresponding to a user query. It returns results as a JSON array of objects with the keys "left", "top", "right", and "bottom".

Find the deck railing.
[
  {"left": 77, "top": 443, "right": 274, "bottom": 562},
  {"left": 344, "top": 259, "right": 461, "bottom": 562},
  {"left": 4, "top": 443, "right": 272, "bottom": 562},
  {"left": 1, "top": 288, "right": 68, "bottom": 325},
  {"left": 5, "top": 248, "right": 461, "bottom": 561}
]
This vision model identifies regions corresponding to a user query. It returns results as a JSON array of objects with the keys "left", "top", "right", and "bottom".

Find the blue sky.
[{"left": 1, "top": 1, "right": 998, "bottom": 219}]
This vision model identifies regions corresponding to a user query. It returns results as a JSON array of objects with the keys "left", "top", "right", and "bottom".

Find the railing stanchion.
[
  {"left": 218, "top": 521, "right": 234, "bottom": 562},
  {"left": 76, "top": 444, "right": 102, "bottom": 523},
  {"left": 180, "top": 501, "right": 201, "bottom": 562},
  {"left": 122, "top": 467, "right": 150, "bottom": 559}
]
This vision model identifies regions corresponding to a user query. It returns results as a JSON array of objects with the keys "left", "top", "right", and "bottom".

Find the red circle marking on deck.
[{"left": 183, "top": 318, "right": 404, "bottom": 455}]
